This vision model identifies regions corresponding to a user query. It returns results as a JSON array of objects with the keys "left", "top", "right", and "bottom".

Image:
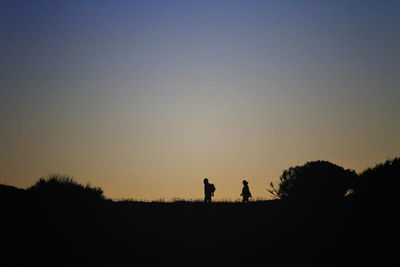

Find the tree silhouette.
[
  {"left": 356, "top": 157, "right": 400, "bottom": 202},
  {"left": 268, "top": 160, "right": 358, "bottom": 202}
]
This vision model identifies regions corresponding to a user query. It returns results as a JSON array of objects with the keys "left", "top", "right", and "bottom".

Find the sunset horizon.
[{"left": 1, "top": 1, "right": 399, "bottom": 201}]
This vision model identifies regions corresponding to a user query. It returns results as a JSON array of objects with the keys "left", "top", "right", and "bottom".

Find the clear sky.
[{"left": 1, "top": 0, "right": 399, "bottom": 200}]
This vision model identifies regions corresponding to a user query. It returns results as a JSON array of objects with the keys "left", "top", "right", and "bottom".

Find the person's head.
[
  {"left": 204, "top": 178, "right": 209, "bottom": 184},
  {"left": 242, "top": 180, "right": 248, "bottom": 185}
]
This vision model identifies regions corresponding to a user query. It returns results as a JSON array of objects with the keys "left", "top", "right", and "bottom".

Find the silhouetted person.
[
  {"left": 203, "top": 178, "right": 215, "bottom": 203},
  {"left": 240, "top": 180, "right": 252, "bottom": 203}
]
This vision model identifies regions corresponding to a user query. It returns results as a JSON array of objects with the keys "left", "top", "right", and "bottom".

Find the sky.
[{"left": 1, "top": 0, "right": 399, "bottom": 200}]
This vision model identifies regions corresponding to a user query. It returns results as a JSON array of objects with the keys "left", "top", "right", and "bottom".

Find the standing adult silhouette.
[
  {"left": 203, "top": 178, "right": 214, "bottom": 203},
  {"left": 240, "top": 180, "right": 252, "bottom": 203}
]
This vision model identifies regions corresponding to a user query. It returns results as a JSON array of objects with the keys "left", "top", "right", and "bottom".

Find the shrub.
[
  {"left": 268, "top": 161, "right": 358, "bottom": 202},
  {"left": 27, "top": 174, "right": 104, "bottom": 202},
  {"left": 356, "top": 157, "right": 400, "bottom": 202}
]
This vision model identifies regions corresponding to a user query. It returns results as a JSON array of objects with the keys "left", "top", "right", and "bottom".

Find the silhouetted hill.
[
  {"left": 0, "top": 184, "right": 25, "bottom": 194},
  {"left": 0, "top": 184, "right": 27, "bottom": 215},
  {"left": 0, "top": 184, "right": 26, "bottom": 200},
  {"left": 2, "top": 159, "right": 398, "bottom": 266},
  {"left": 0, "top": 194, "right": 392, "bottom": 266}
]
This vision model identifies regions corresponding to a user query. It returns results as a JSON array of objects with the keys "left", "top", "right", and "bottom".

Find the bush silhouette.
[
  {"left": 27, "top": 174, "right": 104, "bottom": 203},
  {"left": 268, "top": 160, "right": 358, "bottom": 202},
  {"left": 356, "top": 157, "right": 400, "bottom": 202}
]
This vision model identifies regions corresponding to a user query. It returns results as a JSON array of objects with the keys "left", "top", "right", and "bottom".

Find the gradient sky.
[{"left": 1, "top": 0, "right": 399, "bottom": 200}]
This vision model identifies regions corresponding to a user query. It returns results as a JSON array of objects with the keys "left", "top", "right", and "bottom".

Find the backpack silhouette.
[{"left": 210, "top": 183, "right": 215, "bottom": 196}]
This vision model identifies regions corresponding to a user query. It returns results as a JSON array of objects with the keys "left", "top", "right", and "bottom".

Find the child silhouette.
[{"left": 240, "top": 180, "right": 252, "bottom": 203}]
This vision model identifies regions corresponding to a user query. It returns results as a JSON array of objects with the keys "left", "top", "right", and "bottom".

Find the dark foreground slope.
[{"left": 1, "top": 186, "right": 395, "bottom": 266}]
